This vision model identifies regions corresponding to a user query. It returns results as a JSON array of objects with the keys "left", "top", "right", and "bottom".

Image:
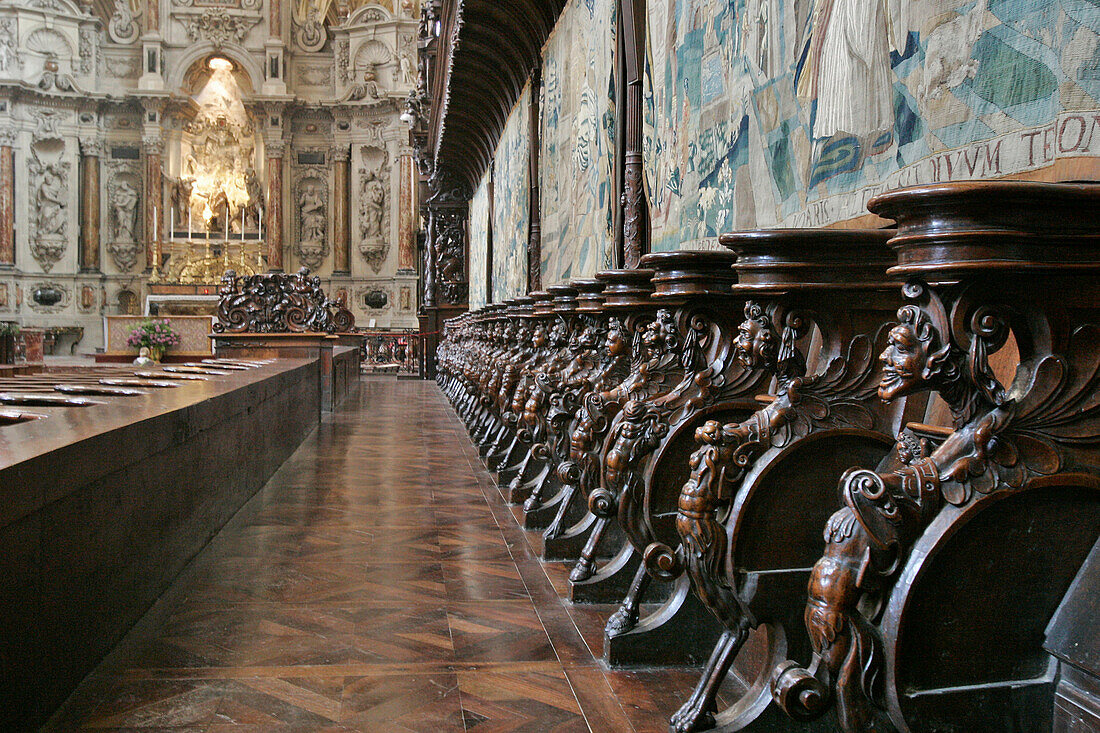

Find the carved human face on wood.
[
  {"left": 643, "top": 310, "right": 678, "bottom": 355},
  {"left": 548, "top": 321, "right": 568, "bottom": 348},
  {"left": 878, "top": 305, "right": 939, "bottom": 401},
  {"left": 606, "top": 318, "right": 629, "bottom": 356},
  {"left": 531, "top": 325, "right": 548, "bottom": 348},
  {"left": 735, "top": 304, "right": 777, "bottom": 371}
]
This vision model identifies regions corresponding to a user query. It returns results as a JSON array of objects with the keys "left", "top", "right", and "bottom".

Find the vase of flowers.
[{"left": 127, "top": 319, "right": 182, "bottom": 363}]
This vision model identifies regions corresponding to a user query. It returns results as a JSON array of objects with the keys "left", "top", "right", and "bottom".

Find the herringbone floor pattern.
[{"left": 45, "top": 377, "right": 727, "bottom": 732}]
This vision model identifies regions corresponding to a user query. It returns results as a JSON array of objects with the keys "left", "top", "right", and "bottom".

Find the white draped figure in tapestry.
[{"left": 797, "top": 0, "right": 909, "bottom": 151}]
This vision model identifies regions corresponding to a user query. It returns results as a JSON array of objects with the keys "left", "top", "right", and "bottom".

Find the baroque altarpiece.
[{"left": 0, "top": 0, "right": 421, "bottom": 352}]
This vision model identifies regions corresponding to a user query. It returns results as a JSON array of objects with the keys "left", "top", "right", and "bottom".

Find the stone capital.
[
  {"left": 79, "top": 137, "right": 106, "bottom": 157},
  {"left": 142, "top": 136, "right": 164, "bottom": 156},
  {"left": 265, "top": 137, "right": 287, "bottom": 158}
]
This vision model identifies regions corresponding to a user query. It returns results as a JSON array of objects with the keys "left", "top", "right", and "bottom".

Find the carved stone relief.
[
  {"left": 108, "top": 0, "right": 141, "bottom": 44},
  {"left": 398, "top": 33, "right": 416, "bottom": 86},
  {"left": 32, "top": 110, "right": 66, "bottom": 142},
  {"left": 354, "top": 117, "right": 389, "bottom": 144},
  {"left": 79, "top": 284, "right": 96, "bottom": 312},
  {"left": 172, "top": 0, "right": 262, "bottom": 8},
  {"left": 336, "top": 38, "right": 349, "bottom": 83},
  {"left": 29, "top": 147, "right": 70, "bottom": 273},
  {"left": 28, "top": 281, "right": 71, "bottom": 313},
  {"left": 295, "top": 5, "right": 327, "bottom": 52},
  {"left": 105, "top": 161, "right": 142, "bottom": 271},
  {"left": 78, "top": 26, "right": 96, "bottom": 75},
  {"left": 103, "top": 53, "right": 140, "bottom": 78},
  {"left": 0, "top": 18, "right": 23, "bottom": 72},
  {"left": 358, "top": 145, "right": 389, "bottom": 274},
  {"left": 356, "top": 284, "right": 392, "bottom": 312},
  {"left": 183, "top": 9, "right": 261, "bottom": 47},
  {"left": 295, "top": 166, "right": 329, "bottom": 270},
  {"left": 297, "top": 63, "right": 332, "bottom": 86}
]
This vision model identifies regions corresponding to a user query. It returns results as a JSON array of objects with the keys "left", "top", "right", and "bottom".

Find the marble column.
[
  {"left": 269, "top": 0, "right": 281, "bottom": 37},
  {"left": 143, "top": 138, "right": 163, "bottom": 271},
  {"left": 80, "top": 139, "right": 102, "bottom": 272},
  {"left": 265, "top": 142, "right": 285, "bottom": 272},
  {"left": 332, "top": 146, "right": 350, "bottom": 275},
  {"left": 398, "top": 152, "right": 416, "bottom": 272},
  {"left": 0, "top": 130, "right": 14, "bottom": 268},
  {"left": 147, "top": 0, "right": 158, "bottom": 31}
]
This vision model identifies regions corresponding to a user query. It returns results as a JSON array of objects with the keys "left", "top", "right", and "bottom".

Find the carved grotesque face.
[
  {"left": 735, "top": 315, "right": 777, "bottom": 370},
  {"left": 549, "top": 322, "right": 568, "bottom": 347},
  {"left": 577, "top": 325, "right": 599, "bottom": 352},
  {"left": 531, "top": 325, "right": 548, "bottom": 348},
  {"left": 641, "top": 310, "right": 677, "bottom": 356},
  {"left": 606, "top": 319, "right": 628, "bottom": 356},
  {"left": 878, "top": 322, "right": 932, "bottom": 402}
]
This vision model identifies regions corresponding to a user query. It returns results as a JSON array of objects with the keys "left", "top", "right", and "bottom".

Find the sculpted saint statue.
[
  {"left": 112, "top": 179, "right": 139, "bottom": 242},
  {"left": 300, "top": 184, "right": 325, "bottom": 242},
  {"left": 361, "top": 176, "right": 386, "bottom": 240},
  {"left": 37, "top": 164, "right": 67, "bottom": 237}
]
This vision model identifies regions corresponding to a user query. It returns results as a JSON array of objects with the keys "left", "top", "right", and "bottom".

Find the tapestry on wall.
[
  {"left": 644, "top": 0, "right": 1100, "bottom": 251},
  {"left": 540, "top": 0, "right": 618, "bottom": 286},
  {"left": 493, "top": 84, "right": 531, "bottom": 303},
  {"left": 468, "top": 170, "right": 491, "bottom": 310}
]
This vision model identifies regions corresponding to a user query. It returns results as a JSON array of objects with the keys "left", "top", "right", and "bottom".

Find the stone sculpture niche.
[
  {"left": 358, "top": 145, "right": 389, "bottom": 274},
  {"left": 29, "top": 142, "right": 70, "bottom": 273},
  {"left": 295, "top": 171, "right": 329, "bottom": 270},
  {"left": 106, "top": 162, "right": 142, "bottom": 271}
]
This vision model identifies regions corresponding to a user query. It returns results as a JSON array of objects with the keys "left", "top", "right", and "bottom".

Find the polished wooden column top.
[
  {"left": 546, "top": 284, "right": 580, "bottom": 314},
  {"left": 512, "top": 294, "right": 537, "bottom": 318},
  {"left": 529, "top": 290, "right": 556, "bottom": 317},
  {"left": 868, "top": 181, "right": 1100, "bottom": 278},
  {"left": 570, "top": 278, "right": 605, "bottom": 313},
  {"left": 640, "top": 250, "right": 738, "bottom": 300},
  {"left": 720, "top": 228, "right": 895, "bottom": 291},
  {"left": 595, "top": 268, "right": 656, "bottom": 309}
]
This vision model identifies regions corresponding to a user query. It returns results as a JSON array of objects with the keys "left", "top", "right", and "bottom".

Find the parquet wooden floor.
[{"left": 45, "top": 377, "right": 736, "bottom": 732}]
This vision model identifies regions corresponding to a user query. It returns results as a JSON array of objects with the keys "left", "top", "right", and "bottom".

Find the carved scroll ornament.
[{"left": 213, "top": 268, "right": 355, "bottom": 334}]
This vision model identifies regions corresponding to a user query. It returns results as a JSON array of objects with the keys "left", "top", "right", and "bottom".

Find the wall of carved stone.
[{"left": 0, "top": 0, "right": 422, "bottom": 354}]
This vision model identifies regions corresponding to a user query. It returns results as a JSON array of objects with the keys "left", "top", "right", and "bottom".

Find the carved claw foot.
[
  {"left": 570, "top": 557, "right": 596, "bottom": 583},
  {"left": 669, "top": 697, "right": 717, "bottom": 733},
  {"left": 604, "top": 605, "right": 638, "bottom": 637}
]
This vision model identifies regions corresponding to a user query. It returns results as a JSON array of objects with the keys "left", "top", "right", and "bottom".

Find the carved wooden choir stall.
[{"left": 435, "top": 181, "right": 1100, "bottom": 733}]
